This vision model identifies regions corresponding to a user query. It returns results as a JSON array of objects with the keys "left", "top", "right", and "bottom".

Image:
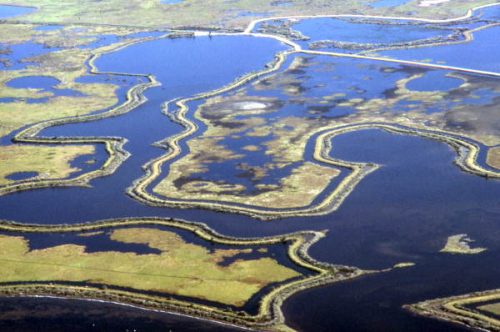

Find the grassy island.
[{"left": 0, "top": 217, "right": 384, "bottom": 331}]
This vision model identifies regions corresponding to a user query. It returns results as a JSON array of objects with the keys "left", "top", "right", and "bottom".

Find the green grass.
[
  {"left": 0, "top": 228, "right": 301, "bottom": 306},
  {"left": 0, "top": 145, "right": 95, "bottom": 185},
  {"left": 1, "top": 0, "right": 495, "bottom": 30},
  {"left": 0, "top": 23, "right": 149, "bottom": 189},
  {"left": 478, "top": 302, "right": 500, "bottom": 316}
]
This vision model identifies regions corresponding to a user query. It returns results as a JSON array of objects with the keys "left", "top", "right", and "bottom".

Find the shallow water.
[
  {"left": 293, "top": 17, "right": 452, "bottom": 51},
  {"left": 6, "top": 75, "right": 82, "bottom": 97},
  {"left": 370, "top": 0, "right": 410, "bottom": 8},
  {"left": 34, "top": 25, "right": 63, "bottom": 31},
  {"left": 0, "top": 42, "right": 60, "bottom": 71},
  {"left": 0, "top": 4, "right": 34, "bottom": 19},
  {"left": 379, "top": 24, "right": 500, "bottom": 72},
  {"left": 160, "top": 0, "right": 184, "bottom": 4},
  {"left": 406, "top": 70, "right": 463, "bottom": 91}
]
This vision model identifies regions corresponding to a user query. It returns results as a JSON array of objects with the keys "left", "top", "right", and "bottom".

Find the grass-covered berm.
[
  {"left": 0, "top": 227, "right": 300, "bottom": 306},
  {"left": 406, "top": 289, "right": 500, "bottom": 331}
]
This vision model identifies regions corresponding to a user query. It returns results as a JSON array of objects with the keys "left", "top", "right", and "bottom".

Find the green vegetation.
[
  {"left": 0, "top": 227, "right": 299, "bottom": 306},
  {"left": 440, "top": 234, "right": 487, "bottom": 255},
  {"left": 0, "top": 217, "right": 390, "bottom": 331},
  {"left": 0, "top": 21, "right": 163, "bottom": 194},
  {"left": 1, "top": 0, "right": 495, "bottom": 30},
  {"left": 406, "top": 289, "right": 500, "bottom": 331},
  {"left": 0, "top": 144, "right": 95, "bottom": 185},
  {"left": 478, "top": 302, "right": 500, "bottom": 316}
]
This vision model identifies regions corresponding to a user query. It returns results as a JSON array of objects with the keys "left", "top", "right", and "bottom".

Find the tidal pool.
[
  {"left": 370, "top": 0, "right": 410, "bottom": 7},
  {"left": 0, "top": 4, "right": 34, "bottom": 19},
  {"left": 406, "top": 71, "right": 464, "bottom": 91},
  {"left": 6, "top": 75, "right": 82, "bottom": 97},
  {"left": 0, "top": 42, "right": 61, "bottom": 71},
  {"left": 161, "top": 0, "right": 184, "bottom": 4},
  {"left": 5, "top": 171, "right": 38, "bottom": 181},
  {"left": 35, "top": 25, "right": 63, "bottom": 31}
]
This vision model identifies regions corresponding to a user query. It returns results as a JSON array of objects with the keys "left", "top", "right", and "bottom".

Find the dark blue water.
[
  {"left": 0, "top": 297, "right": 240, "bottom": 331},
  {"left": 5, "top": 172, "right": 39, "bottom": 181},
  {"left": 0, "top": 5, "right": 34, "bottom": 19},
  {"left": 0, "top": 35, "right": 285, "bottom": 225}
]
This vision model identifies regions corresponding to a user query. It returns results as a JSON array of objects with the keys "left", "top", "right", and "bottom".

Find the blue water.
[
  {"left": 0, "top": 35, "right": 285, "bottom": 225},
  {"left": 406, "top": 71, "right": 464, "bottom": 91},
  {"left": 5, "top": 172, "right": 39, "bottom": 181},
  {"left": 7, "top": 75, "right": 59, "bottom": 89},
  {"left": 380, "top": 25, "right": 500, "bottom": 73},
  {"left": 6, "top": 75, "right": 84, "bottom": 97},
  {"left": 370, "top": 0, "right": 410, "bottom": 7},
  {"left": 289, "top": 18, "right": 455, "bottom": 52},
  {"left": 161, "top": 0, "right": 183, "bottom": 4},
  {"left": 0, "top": 4, "right": 34, "bottom": 19},
  {"left": 35, "top": 25, "right": 63, "bottom": 31},
  {"left": 0, "top": 42, "right": 60, "bottom": 71}
]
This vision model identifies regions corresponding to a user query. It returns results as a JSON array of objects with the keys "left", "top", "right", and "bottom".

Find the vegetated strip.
[
  {"left": 0, "top": 217, "right": 380, "bottom": 331},
  {"left": 405, "top": 289, "right": 500, "bottom": 331},
  {"left": 0, "top": 33, "right": 165, "bottom": 196}
]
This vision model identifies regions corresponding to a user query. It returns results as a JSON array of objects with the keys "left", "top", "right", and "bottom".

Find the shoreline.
[
  {"left": 128, "top": 6, "right": 500, "bottom": 219},
  {"left": 405, "top": 289, "right": 500, "bottom": 331},
  {"left": 0, "top": 33, "right": 166, "bottom": 196},
  {"left": 0, "top": 216, "right": 384, "bottom": 331},
  {"left": 1, "top": 2, "right": 498, "bottom": 200}
]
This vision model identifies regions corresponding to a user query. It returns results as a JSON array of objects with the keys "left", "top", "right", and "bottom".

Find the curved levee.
[
  {"left": 0, "top": 34, "right": 163, "bottom": 196},
  {"left": 405, "top": 289, "right": 500, "bottom": 331},
  {"left": 0, "top": 217, "right": 380, "bottom": 331}
]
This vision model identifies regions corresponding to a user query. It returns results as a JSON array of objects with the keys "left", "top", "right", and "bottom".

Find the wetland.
[{"left": 0, "top": 1, "right": 499, "bottom": 331}]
